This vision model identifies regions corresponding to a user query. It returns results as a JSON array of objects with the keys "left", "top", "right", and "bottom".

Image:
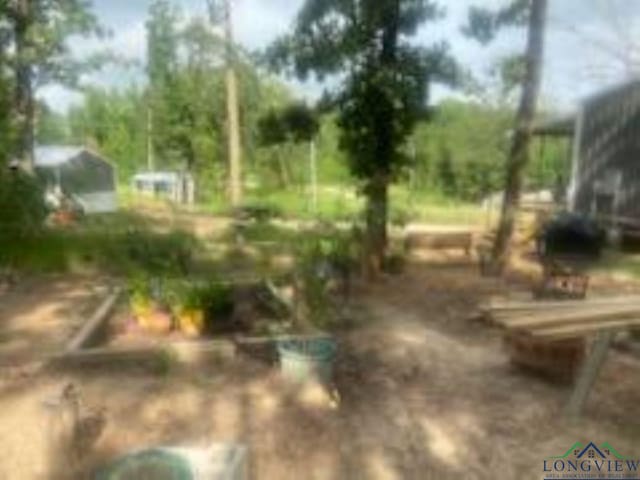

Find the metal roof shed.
[{"left": 35, "top": 146, "right": 117, "bottom": 214}]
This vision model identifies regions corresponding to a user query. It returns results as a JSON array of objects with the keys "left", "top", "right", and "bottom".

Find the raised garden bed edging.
[
  {"left": 65, "top": 287, "right": 122, "bottom": 352},
  {"left": 53, "top": 280, "right": 334, "bottom": 371}
]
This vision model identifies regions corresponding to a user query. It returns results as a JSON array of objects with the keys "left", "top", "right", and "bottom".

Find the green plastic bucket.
[
  {"left": 95, "top": 449, "right": 194, "bottom": 480},
  {"left": 277, "top": 337, "right": 336, "bottom": 384}
]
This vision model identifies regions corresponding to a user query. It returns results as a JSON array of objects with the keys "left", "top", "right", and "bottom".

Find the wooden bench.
[
  {"left": 405, "top": 231, "right": 474, "bottom": 256},
  {"left": 484, "top": 296, "right": 640, "bottom": 418}
]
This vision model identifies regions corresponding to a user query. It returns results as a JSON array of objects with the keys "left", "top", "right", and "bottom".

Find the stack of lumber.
[
  {"left": 483, "top": 295, "right": 640, "bottom": 380},
  {"left": 483, "top": 295, "right": 640, "bottom": 339}
]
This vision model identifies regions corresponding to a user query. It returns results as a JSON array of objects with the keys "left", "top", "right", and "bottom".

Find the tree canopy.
[{"left": 269, "top": 0, "right": 459, "bottom": 274}]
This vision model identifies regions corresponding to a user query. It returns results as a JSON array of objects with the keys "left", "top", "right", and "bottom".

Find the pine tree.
[{"left": 465, "top": 0, "right": 549, "bottom": 270}]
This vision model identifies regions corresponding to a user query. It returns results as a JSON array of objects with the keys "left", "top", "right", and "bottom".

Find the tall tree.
[
  {"left": 207, "top": 0, "right": 243, "bottom": 206},
  {"left": 269, "top": 0, "right": 456, "bottom": 276},
  {"left": 258, "top": 102, "right": 320, "bottom": 193},
  {"left": 466, "top": 0, "right": 548, "bottom": 270},
  {"left": 0, "top": 2, "right": 14, "bottom": 165},
  {"left": 146, "top": 0, "right": 180, "bottom": 168},
  {"left": 6, "top": 0, "right": 102, "bottom": 171}
]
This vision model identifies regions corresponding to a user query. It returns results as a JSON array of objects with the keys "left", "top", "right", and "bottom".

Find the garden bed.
[{"left": 53, "top": 278, "right": 306, "bottom": 368}]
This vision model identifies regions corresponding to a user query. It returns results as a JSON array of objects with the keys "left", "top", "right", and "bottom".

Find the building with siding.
[{"left": 535, "top": 79, "right": 640, "bottom": 231}]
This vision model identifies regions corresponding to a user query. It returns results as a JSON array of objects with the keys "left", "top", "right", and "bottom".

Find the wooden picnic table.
[{"left": 484, "top": 295, "right": 640, "bottom": 419}]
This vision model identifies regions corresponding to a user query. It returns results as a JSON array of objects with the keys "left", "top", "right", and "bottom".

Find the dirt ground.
[
  {"left": 0, "top": 276, "right": 109, "bottom": 367},
  {"left": 1, "top": 251, "right": 640, "bottom": 479}
]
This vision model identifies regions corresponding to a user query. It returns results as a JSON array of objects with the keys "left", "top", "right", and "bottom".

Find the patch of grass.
[
  {"left": 390, "top": 187, "right": 486, "bottom": 226},
  {"left": 591, "top": 250, "right": 640, "bottom": 280},
  {"left": 0, "top": 215, "right": 200, "bottom": 276},
  {"left": 198, "top": 184, "right": 484, "bottom": 226}
]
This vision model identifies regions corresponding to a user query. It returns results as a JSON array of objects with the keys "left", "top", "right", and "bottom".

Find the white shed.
[
  {"left": 131, "top": 171, "right": 195, "bottom": 204},
  {"left": 35, "top": 146, "right": 117, "bottom": 214}
]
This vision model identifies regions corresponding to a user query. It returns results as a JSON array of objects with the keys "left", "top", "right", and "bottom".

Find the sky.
[{"left": 39, "top": 0, "right": 640, "bottom": 114}]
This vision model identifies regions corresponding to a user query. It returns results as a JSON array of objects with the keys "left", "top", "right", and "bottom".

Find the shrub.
[
  {"left": 0, "top": 170, "right": 48, "bottom": 241},
  {"left": 111, "top": 229, "right": 196, "bottom": 275}
]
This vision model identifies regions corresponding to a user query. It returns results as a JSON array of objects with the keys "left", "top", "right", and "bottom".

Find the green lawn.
[
  {"left": 185, "top": 183, "right": 486, "bottom": 226},
  {"left": 592, "top": 250, "right": 640, "bottom": 281}
]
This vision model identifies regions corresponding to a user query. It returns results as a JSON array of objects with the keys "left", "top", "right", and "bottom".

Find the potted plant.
[
  {"left": 128, "top": 275, "right": 153, "bottom": 327},
  {"left": 128, "top": 276, "right": 172, "bottom": 335},
  {"left": 173, "top": 283, "right": 206, "bottom": 338},
  {"left": 276, "top": 239, "right": 337, "bottom": 384}
]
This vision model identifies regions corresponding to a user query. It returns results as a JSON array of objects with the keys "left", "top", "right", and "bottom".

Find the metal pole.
[{"left": 310, "top": 139, "right": 318, "bottom": 214}]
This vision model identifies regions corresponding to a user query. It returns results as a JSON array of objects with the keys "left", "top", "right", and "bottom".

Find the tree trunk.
[
  {"left": 361, "top": 0, "right": 398, "bottom": 279},
  {"left": 13, "top": 0, "right": 35, "bottom": 173},
  {"left": 275, "top": 146, "right": 291, "bottom": 188},
  {"left": 363, "top": 175, "right": 389, "bottom": 279},
  {"left": 491, "top": 0, "right": 548, "bottom": 270},
  {"left": 224, "top": 0, "right": 242, "bottom": 207}
]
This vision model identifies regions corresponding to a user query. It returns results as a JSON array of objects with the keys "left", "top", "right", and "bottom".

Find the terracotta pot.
[
  {"left": 146, "top": 309, "right": 173, "bottom": 335},
  {"left": 131, "top": 298, "right": 153, "bottom": 328},
  {"left": 177, "top": 309, "right": 205, "bottom": 337}
]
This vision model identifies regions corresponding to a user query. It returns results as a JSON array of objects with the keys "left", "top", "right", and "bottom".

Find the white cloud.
[{"left": 38, "top": 84, "right": 83, "bottom": 112}]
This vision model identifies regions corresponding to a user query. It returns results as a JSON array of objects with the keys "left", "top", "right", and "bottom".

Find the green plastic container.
[
  {"left": 95, "top": 449, "right": 193, "bottom": 480},
  {"left": 277, "top": 337, "right": 337, "bottom": 384}
]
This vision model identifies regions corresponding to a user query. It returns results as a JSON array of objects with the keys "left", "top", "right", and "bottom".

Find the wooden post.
[
  {"left": 146, "top": 103, "right": 154, "bottom": 171},
  {"left": 310, "top": 139, "right": 318, "bottom": 215},
  {"left": 564, "top": 329, "right": 614, "bottom": 420}
]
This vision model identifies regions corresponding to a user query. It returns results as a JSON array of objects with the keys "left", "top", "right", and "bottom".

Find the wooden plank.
[
  {"left": 65, "top": 288, "right": 121, "bottom": 352},
  {"left": 485, "top": 295, "right": 640, "bottom": 313},
  {"left": 530, "top": 318, "right": 640, "bottom": 339},
  {"left": 52, "top": 340, "right": 237, "bottom": 366},
  {"left": 565, "top": 330, "right": 614, "bottom": 419},
  {"left": 498, "top": 304, "right": 640, "bottom": 330},
  {"left": 405, "top": 232, "right": 473, "bottom": 252}
]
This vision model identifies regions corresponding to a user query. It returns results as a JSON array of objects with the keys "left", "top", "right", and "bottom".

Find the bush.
[
  {"left": 109, "top": 229, "right": 196, "bottom": 275},
  {"left": 0, "top": 170, "right": 47, "bottom": 241}
]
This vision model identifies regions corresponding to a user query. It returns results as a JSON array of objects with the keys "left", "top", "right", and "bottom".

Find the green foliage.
[
  {"left": 0, "top": 214, "right": 198, "bottom": 274},
  {"left": 197, "top": 282, "right": 234, "bottom": 323},
  {"left": 269, "top": 0, "right": 459, "bottom": 265},
  {"left": 36, "top": 103, "right": 70, "bottom": 144},
  {"left": 294, "top": 230, "right": 359, "bottom": 328},
  {"left": 165, "top": 279, "right": 233, "bottom": 317},
  {"left": 410, "top": 100, "right": 511, "bottom": 200},
  {"left": 0, "top": 60, "right": 13, "bottom": 163},
  {"left": 7, "top": 0, "right": 105, "bottom": 89},
  {"left": 68, "top": 86, "right": 147, "bottom": 181},
  {"left": 64, "top": 5, "right": 294, "bottom": 205},
  {"left": 294, "top": 238, "right": 334, "bottom": 327},
  {"left": 0, "top": 169, "right": 48, "bottom": 242},
  {"left": 464, "top": 0, "right": 530, "bottom": 44},
  {"left": 115, "top": 229, "right": 195, "bottom": 275}
]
